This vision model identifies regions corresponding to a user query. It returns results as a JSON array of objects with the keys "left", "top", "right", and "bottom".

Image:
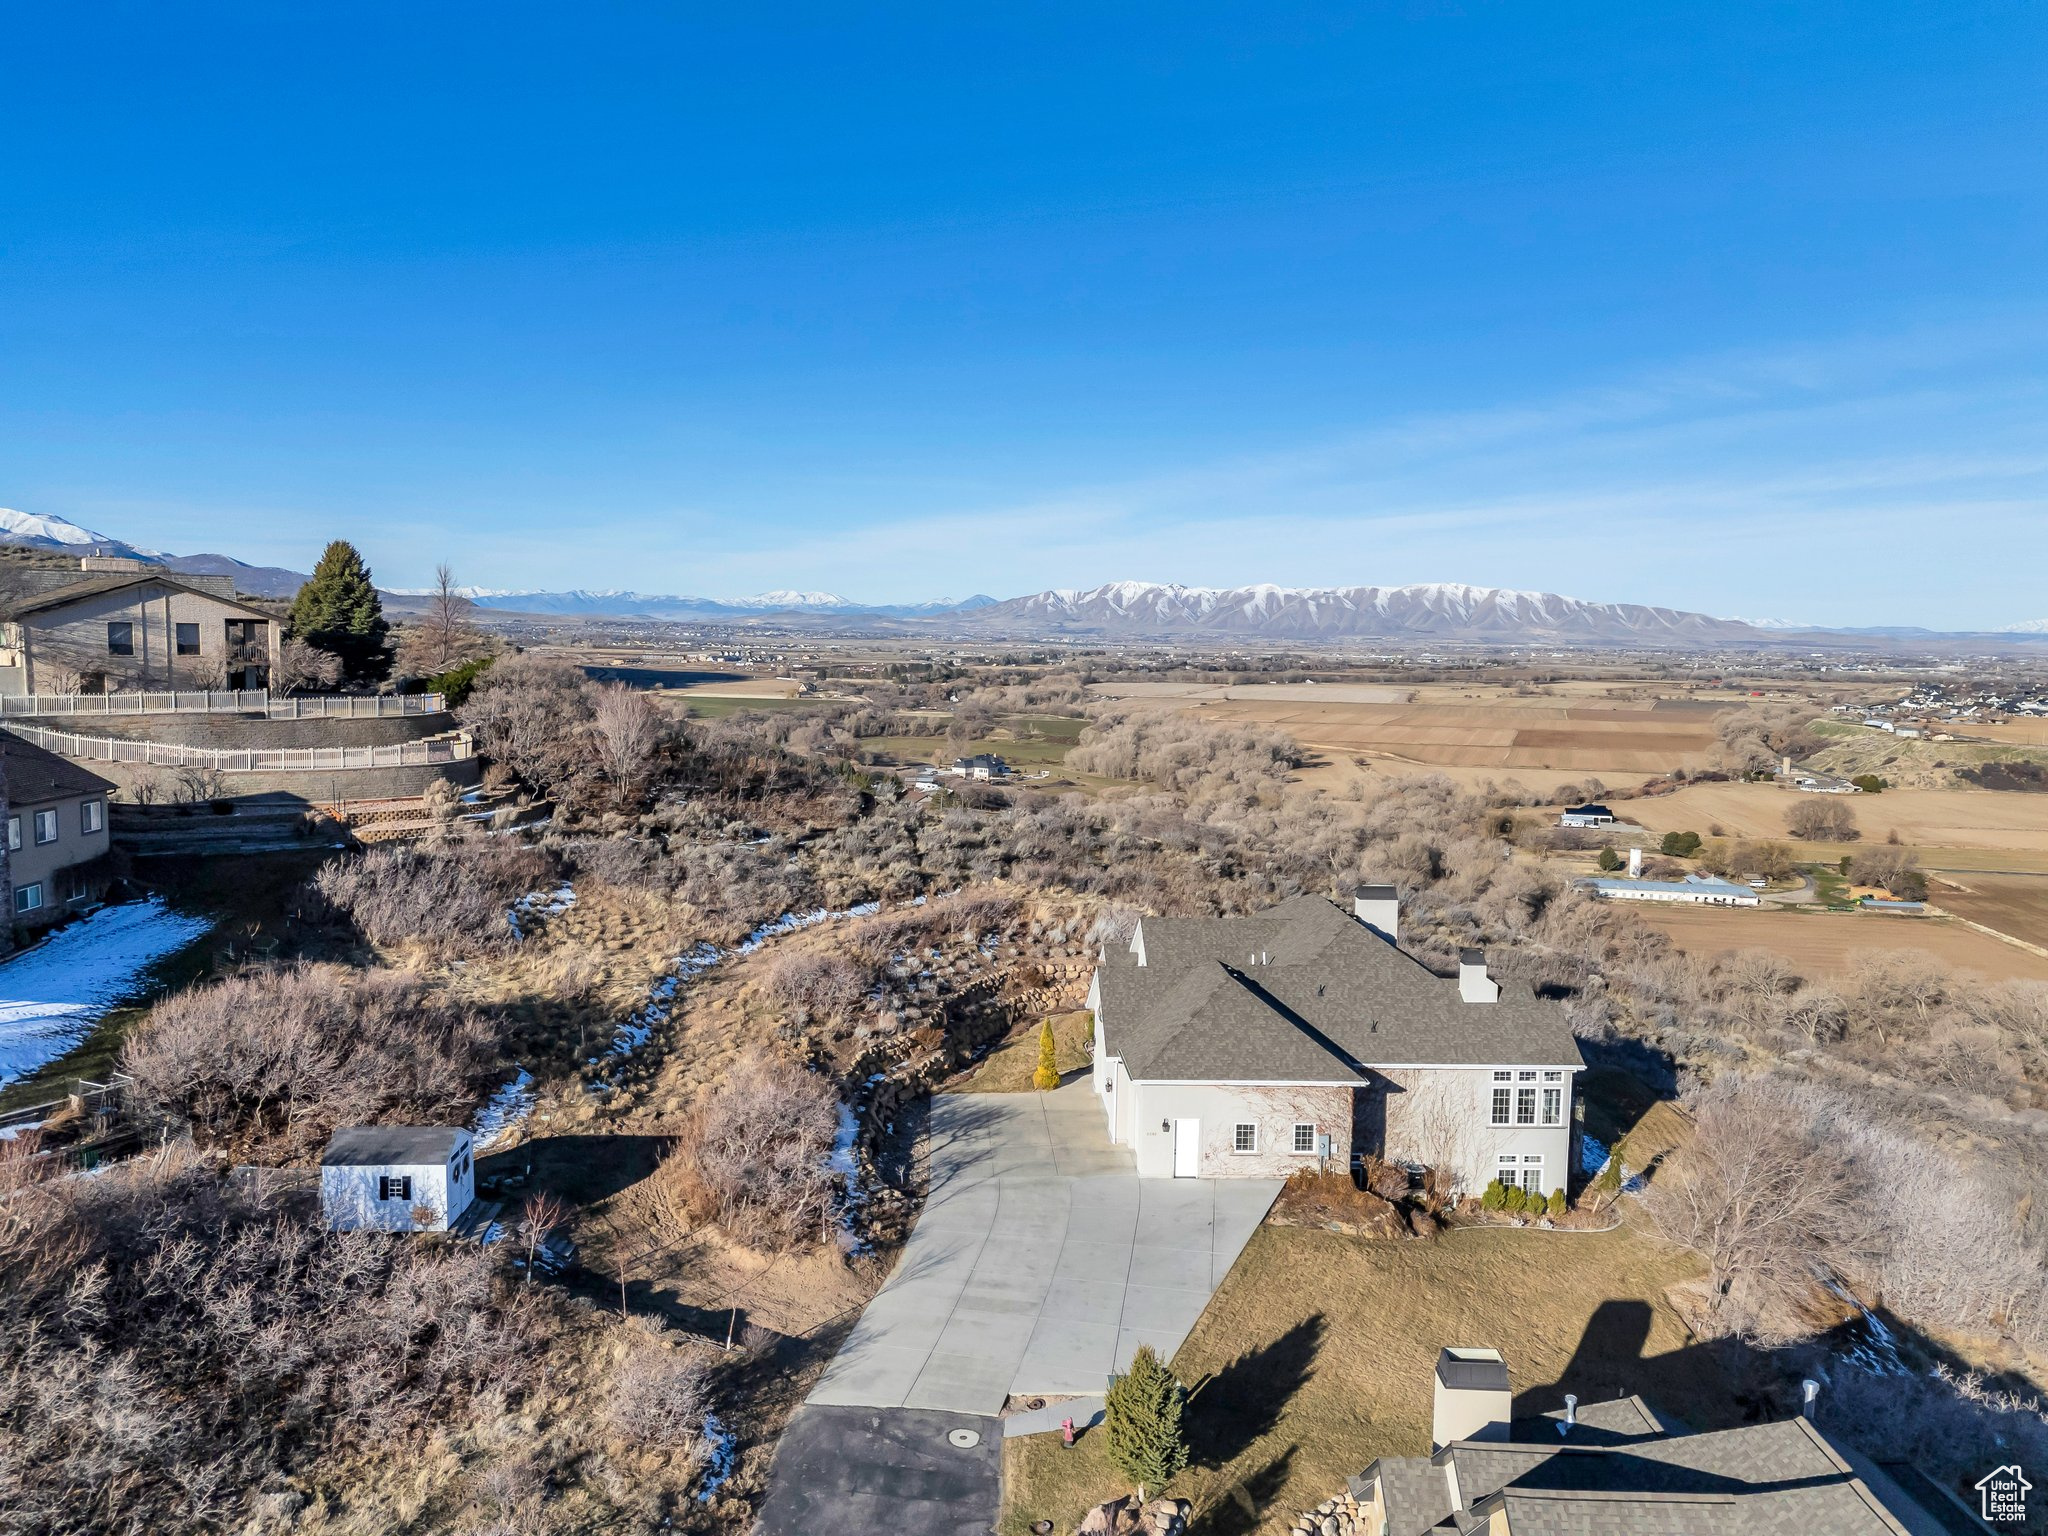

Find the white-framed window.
[
  {"left": 80, "top": 799, "right": 104, "bottom": 835},
  {"left": 1490, "top": 1087, "right": 1512, "bottom": 1126},
  {"left": 1542, "top": 1070, "right": 1563, "bottom": 1083},
  {"left": 32, "top": 810, "right": 58, "bottom": 846},
  {"left": 5, "top": 816, "right": 17, "bottom": 852},
  {"left": 1517, "top": 1069, "right": 1537, "bottom": 1082},
  {"left": 1515, "top": 1087, "right": 1538, "bottom": 1126},
  {"left": 377, "top": 1175, "right": 413, "bottom": 1202},
  {"left": 1519, "top": 1156, "right": 1545, "bottom": 1196},
  {"left": 14, "top": 883, "right": 43, "bottom": 914},
  {"left": 1491, "top": 1069, "right": 1513, "bottom": 1081},
  {"left": 1496, "top": 1154, "right": 1518, "bottom": 1187},
  {"left": 1232, "top": 1122, "right": 1258, "bottom": 1154},
  {"left": 1291, "top": 1122, "right": 1317, "bottom": 1155},
  {"left": 1541, "top": 1087, "right": 1563, "bottom": 1126}
]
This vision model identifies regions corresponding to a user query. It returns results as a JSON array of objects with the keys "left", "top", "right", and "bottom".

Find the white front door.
[{"left": 1172, "top": 1118, "right": 1200, "bottom": 1177}]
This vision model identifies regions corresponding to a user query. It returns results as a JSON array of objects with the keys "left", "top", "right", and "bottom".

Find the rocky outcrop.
[
  {"left": 1075, "top": 1494, "right": 1190, "bottom": 1535},
  {"left": 1289, "top": 1492, "right": 1367, "bottom": 1535}
]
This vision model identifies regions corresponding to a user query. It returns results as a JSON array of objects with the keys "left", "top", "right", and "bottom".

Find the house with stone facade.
[
  {"left": 0, "top": 560, "right": 283, "bottom": 694},
  {"left": 1086, "top": 889, "right": 1580, "bottom": 1197}
]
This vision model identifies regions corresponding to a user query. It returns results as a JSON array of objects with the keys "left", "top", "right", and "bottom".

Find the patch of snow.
[
  {"left": 0, "top": 898, "right": 213, "bottom": 1087},
  {"left": 472, "top": 1069, "right": 536, "bottom": 1148},
  {"left": 0, "top": 1119, "right": 46, "bottom": 1141},
  {"left": 507, "top": 882, "right": 576, "bottom": 940},
  {"left": 827, "top": 1101, "right": 859, "bottom": 1176}
]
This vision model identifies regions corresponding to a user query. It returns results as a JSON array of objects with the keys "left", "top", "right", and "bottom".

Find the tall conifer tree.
[{"left": 288, "top": 540, "right": 391, "bottom": 681}]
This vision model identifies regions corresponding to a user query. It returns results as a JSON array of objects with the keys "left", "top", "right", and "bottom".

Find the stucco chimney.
[
  {"left": 1352, "top": 885, "right": 1399, "bottom": 945},
  {"left": 1459, "top": 949, "right": 1500, "bottom": 1004},
  {"left": 1627, "top": 846, "right": 1643, "bottom": 878},
  {"left": 1432, "top": 1348, "right": 1511, "bottom": 1450}
]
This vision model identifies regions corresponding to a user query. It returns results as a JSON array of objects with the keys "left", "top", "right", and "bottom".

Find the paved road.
[
  {"left": 754, "top": 1406, "right": 1000, "bottom": 1536},
  {"left": 807, "top": 1080, "right": 1281, "bottom": 1415}
]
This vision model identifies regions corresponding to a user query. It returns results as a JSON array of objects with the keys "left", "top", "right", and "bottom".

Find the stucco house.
[
  {"left": 0, "top": 562, "right": 283, "bottom": 694},
  {"left": 1, "top": 730, "right": 115, "bottom": 929},
  {"left": 1087, "top": 889, "right": 1580, "bottom": 1198},
  {"left": 320, "top": 1125, "right": 476, "bottom": 1233}
]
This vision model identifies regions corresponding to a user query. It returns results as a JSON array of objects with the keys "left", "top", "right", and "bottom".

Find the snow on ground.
[
  {"left": 472, "top": 1069, "right": 537, "bottom": 1147},
  {"left": 507, "top": 883, "right": 576, "bottom": 940},
  {"left": 0, "top": 898, "right": 213, "bottom": 1088}
]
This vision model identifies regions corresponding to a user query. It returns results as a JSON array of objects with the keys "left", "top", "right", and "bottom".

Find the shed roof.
[
  {"left": 1095, "top": 896, "right": 1582, "bottom": 1080},
  {"left": 0, "top": 729, "right": 117, "bottom": 805},
  {"left": 321, "top": 1125, "right": 470, "bottom": 1167}
]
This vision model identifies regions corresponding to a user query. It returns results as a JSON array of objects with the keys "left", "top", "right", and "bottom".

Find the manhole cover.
[{"left": 947, "top": 1428, "right": 981, "bottom": 1449}]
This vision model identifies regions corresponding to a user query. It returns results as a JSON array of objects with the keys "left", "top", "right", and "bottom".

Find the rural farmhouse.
[{"left": 1087, "top": 890, "right": 1580, "bottom": 1199}]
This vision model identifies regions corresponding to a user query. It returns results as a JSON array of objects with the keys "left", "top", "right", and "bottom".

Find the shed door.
[{"left": 1172, "top": 1118, "right": 1200, "bottom": 1177}]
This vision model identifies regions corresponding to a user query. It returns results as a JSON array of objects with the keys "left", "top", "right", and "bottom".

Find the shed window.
[
  {"left": 81, "top": 799, "right": 104, "bottom": 835},
  {"left": 1232, "top": 1123, "right": 1258, "bottom": 1154},
  {"left": 377, "top": 1175, "right": 414, "bottom": 1202},
  {"left": 13, "top": 883, "right": 42, "bottom": 914},
  {"left": 1291, "top": 1122, "right": 1317, "bottom": 1155},
  {"left": 175, "top": 622, "right": 201, "bottom": 656},
  {"left": 107, "top": 622, "right": 134, "bottom": 656},
  {"left": 33, "top": 810, "right": 58, "bottom": 846}
]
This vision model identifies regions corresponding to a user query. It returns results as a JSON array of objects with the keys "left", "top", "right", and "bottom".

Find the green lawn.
[
  {"left": 946, "top": 1010, "right": 1094, "bottom": 1093},
  {"left": 675, "top": 695, "right": 836, "bottom": 719}
]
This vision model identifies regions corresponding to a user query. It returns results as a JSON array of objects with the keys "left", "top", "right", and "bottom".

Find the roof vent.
[{"left": 1459, "top": 950, "right": 1500, "bottom": 1004}]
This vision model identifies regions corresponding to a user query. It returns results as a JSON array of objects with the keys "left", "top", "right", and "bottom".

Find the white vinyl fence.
[
  {"left": 0, "top": 689, "right": 446, "bottom": 719},
  {"left": 7, "top": 722, "right": 475, "bottom": 773}
]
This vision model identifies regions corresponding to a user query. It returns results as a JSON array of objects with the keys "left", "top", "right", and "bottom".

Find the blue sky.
[{"left": 3, "top": 3, "right": 2044, "bottom": 626}]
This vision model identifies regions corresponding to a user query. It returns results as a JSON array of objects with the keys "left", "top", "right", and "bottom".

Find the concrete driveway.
[{"left": 807, "top": 1079, "right": 1281, "bottom": 1415}]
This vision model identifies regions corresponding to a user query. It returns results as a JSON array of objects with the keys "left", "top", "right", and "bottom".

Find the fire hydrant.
[{"left": 1060, "top": 1417, "right": 1076, "bottom": 1449}]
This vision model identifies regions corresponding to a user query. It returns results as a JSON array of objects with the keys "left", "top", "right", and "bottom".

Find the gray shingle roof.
[
  {"left": 321, "top": 1125, "right": 470, "bottom": 1167},
  {"left": 1367, "top": 1417, "right": 1918, "bottom": 1536},
  {"left": 0, "top": 729, "right": 117, "bottom": 806},
  {"left": 0, "top": 573, "right": 275, "bottom": 622},
  {"left": 1096, "top": 896, "right": 1582, "bottom": 1080}
]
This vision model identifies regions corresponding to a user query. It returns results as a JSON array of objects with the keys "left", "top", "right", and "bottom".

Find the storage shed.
[{"left": 320, "top": 1125, "right": 475, "bottom": 1232}]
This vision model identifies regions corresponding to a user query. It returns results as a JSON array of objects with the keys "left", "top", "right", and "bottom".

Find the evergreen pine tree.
[
  {"left": 288, "top": 540, "right": 391, "bottom": 682},
  {"left": 1103, "top": 1344, "right": 1188, "bottom": 1501},
  {"left": 1032, "top": 1018, "right": 1060, "bottom": 1091},
  {"left": 1596, "top": 847, "right": 1622, "bottom": 872}
]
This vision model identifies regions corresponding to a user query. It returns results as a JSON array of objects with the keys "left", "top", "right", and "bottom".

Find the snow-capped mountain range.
[{"left": 2, "top": 508, "right": 2040, "bottom": 645}]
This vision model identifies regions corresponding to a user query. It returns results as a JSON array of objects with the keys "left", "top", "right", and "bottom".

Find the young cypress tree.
[
  {"left": 1103, "top": 1344, "right": 1188, "bottom": 1501},
  {"left": 1032, "top": 1017, "right": 1061, "bottom": 1091},
  {"left": 288, "top": 540, "right": 391, "bottom": 682}
]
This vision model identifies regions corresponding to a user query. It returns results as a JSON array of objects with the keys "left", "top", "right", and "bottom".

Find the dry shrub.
[
  {"left": 607, "top": 1336, "right": 714, "bottom": 1450},
  {"left": 654, "top": 1052, "right": 840, "bottom": 1252},
  {"left": 763, "top": 950, "right": 870, "bottom": 1021},
  {"left": 122, "top": 964, "right": 498, "bottom": 1159},
  {"left": 0, "top": 1151, "right": 553, "bottom": 1536},
  {"left": 461, "top": 653, "right": 595, "bottom": 796},
  {"left": 314, "top": 838, "right": 557, "bottom": 952}
]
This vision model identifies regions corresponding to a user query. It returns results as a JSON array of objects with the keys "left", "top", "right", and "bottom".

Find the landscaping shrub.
[
  {"left": 312, "top": 837, "right": 556, "bottom": 952},
  {"left": 1032, "top": 1018, "right": 1061, "bottom": 1090},
  {"left": 1481, "top": 1179, "right": 1508, "bottom": 1211},
  {"left": 1547, "top": 1189, "right": 1567, "bottom": 1219},
  {"left": 654, "top": 1051, "right": 841, "bottom": 1253},
  {"left": 1103, "top": 1343, "right": 1189, "bottom": 1500}
]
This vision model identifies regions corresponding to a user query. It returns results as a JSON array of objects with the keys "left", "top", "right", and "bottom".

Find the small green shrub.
[
  {"left": 1547, "top": 1189, "right": 1567, "bottom": 1219},
  {"left": 1032, "top": 1018, "right": 1060, "bottom": 1091},
  {"left": 1660, "top": 830, "right": 1702, "bottom": 858},
  {"left": 427, "top": 654, "right": 496, "bottom": 708},
  {"left": 1481, "top": 1179, "right": 1508, "bottom": 1211},
  {"left": 1852, "top": 774, "right": 1887, "bottom": 794},
  {"left": 1501, "top": 1185, "right": 1527, "bottom": 1214}
]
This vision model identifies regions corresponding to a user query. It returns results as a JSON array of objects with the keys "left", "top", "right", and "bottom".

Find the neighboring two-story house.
[
  {"left": 1, "top": 729, "right": 116, "bottom": 929},
  {"left": 0, "top": 560, "right": 282, "bottom": 694},
  {"left": 1087, "top": 888, "right": 1581, "bottom": 1198}
]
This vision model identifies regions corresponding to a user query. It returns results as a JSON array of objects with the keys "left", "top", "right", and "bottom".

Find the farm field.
[
  {"left": 1621, "top": 782, "right": 2048, "bottom": 860},
  {"left": 1145, "top": 690, "right": 1734, "bottom": 780},
  {"left": 1928, "top": 872, "right": 2048, "bottom": 955},
  {"left": 1624, "top": 902, "right": 2048, "bottom": 982}
]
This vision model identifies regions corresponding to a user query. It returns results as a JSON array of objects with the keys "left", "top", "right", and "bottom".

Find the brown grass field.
[
  {"left": 1001, "top": 1218, "right": 1723, "bottom": 1536},
  {"left": 1621, "top": 782, "right": 2048, "bottom": 862},
  {"left": 1624, "top": 903, "right": 2048, "bottom": 982},
  {"left": 1928, "top": 873, "right": 2048, "bottom": 956}
]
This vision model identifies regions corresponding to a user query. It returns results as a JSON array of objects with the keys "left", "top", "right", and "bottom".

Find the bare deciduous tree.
[
  {"left": 607, "top": 1335, "right": 713, "bottom": 1450},
  {"left": 589, "top": 682, "right": 665, "bottom": 809},
  {"left": 1785, "top": 798, "right": 1857, "bottom": 841},
  {"left": 277, "top": 635, "right": 344, "bottom": 694},
  {"left": 461, "top": 653, "right": 594, "bottom": 796},
  {"left": 517, "top": 1190, "right": 569, "bottom": 1284}
]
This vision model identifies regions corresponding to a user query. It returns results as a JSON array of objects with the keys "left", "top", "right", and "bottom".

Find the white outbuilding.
[{"left": 320, "top": 1125, "right": 476, "bottom": 1233}]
